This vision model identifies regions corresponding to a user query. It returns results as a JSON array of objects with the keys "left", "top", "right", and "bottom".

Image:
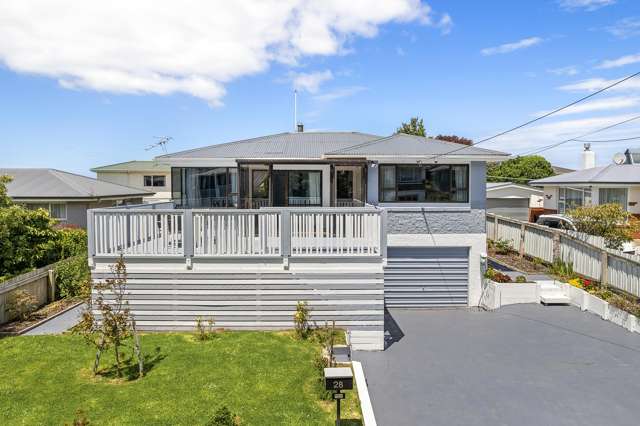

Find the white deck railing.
[{"left": 88, "top": 207, "right": 385, "bottom": 260}]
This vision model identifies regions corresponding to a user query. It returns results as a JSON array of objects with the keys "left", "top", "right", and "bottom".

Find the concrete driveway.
[{"left": 355, "top": 305, "right": 640, "bottom": 426}]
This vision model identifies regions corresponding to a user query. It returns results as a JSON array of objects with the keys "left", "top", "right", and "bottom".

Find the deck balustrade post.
[
  {"left": 380, "top": 209, "right": 387, "bottom": 260},
  {"left": 281, "top": 210, "right": 291, "bottom": 269},
  {"left": 183, "top": 210, "right": 194, "bottom": 268}
]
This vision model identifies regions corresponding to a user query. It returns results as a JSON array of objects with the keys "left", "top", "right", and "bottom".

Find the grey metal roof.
[
  {"left": 91, "top": 160, "right": 170, "bottom": 173},
  {"left": 326, "top": 133, "right": 510, "bottom": 157},
  {"left": 530, "top": 164, "right": 640, "bottom": 185},
  {"left": 0, "top": 168, "right": 153, "bottom": 199},
  {"left": 158, "top": 132, "right": 383, "bottom": 159}
]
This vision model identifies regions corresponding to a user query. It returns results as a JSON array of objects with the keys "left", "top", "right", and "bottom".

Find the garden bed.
[
  {"left": 0, "top": 332, "right": 363, "bottom": 425},
  {"left": 0, "top": 297, "right": 82, "bottom": 335},
  {"left": 487, "top": 247, "right": 548, "bottom": 273}
]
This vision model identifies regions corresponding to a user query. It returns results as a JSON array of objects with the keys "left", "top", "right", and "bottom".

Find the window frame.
[
  {"left": 378, "top": 164, "right": 470, "bottom": 204},
  {"left": 144, "top": 175, "right": 166, "bottom": 187}
]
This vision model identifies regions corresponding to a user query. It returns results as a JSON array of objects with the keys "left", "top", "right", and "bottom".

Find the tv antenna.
[{"left": 145, "top": 136, "right": 173, "bottom": 153}]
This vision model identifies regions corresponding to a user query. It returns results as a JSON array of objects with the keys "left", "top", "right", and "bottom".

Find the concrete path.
[
  {"left": 355, "top": 305, "right": 640, "bottom": 426},
  {"left": 24, "top": 303, "right": 85, "bottom": 335}
]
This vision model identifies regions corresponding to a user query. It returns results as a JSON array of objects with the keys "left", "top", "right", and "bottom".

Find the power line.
[
  {"left": 519, "top": 114, "right": 640, "bottom": 156},
  {"left": 574, "top": 136, "right": 640, "bottom": 143},
  {"left": 428, "top": 70, "right": 640, "bottom": 160}
]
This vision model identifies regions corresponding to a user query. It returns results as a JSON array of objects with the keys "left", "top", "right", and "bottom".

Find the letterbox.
[{"left": 324, "top": 367, "right": 353, "bottom": 391}]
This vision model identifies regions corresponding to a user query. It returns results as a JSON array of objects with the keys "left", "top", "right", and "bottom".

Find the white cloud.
[
  {"left": 485, "top": 113, "right": 640, "bottom": 167},
  {"left": 396, "top": 47, "right": 406, "bottom": 56},
  {"left": 292, "top": 70, "right": 333, "bottom": 93},
  {"left": 0, "top": 0, "right": 447, "bottom": 106},
  {"left": 312, "top": 86, "right": 367, "bottom": 102},
  {"left": 604, "top": 17, "right": 640, "bottom": 39},
  {"left": 437, "top": 14, "right": 453, "bottom": 35},
  {"left": 558, "top": 0, "right": 616, "bottom": 12},
  {"left": 480, "top": 37, "right": 543, "bottom": 56},
  {"left": 596, "top": 53, "right": 640, "bottom": 69},
  {"left": 533, "top": 96, "right": 640, "bottom": 116},
  {"left": 547, "top": 66, "right": 579, "bottom": 76},
  {"left": 558, "top": 77, "right": 640, "bottom": 92}
]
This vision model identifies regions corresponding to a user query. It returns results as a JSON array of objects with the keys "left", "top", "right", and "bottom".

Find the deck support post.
[
  {"left": 184, "top": 210, "right": 194, "bottom": 269},
  {"left": 281, "top": 210, "right": 291, "bottom": 270}
]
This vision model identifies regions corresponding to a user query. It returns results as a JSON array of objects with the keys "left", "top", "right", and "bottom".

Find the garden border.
[{"left": 0, "top": 299, "right": 84, "bottom": 336}]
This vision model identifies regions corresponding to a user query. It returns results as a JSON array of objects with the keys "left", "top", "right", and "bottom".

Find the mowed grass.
[{"left": 0, "top": 332, "right": 361, "bottom": 425}]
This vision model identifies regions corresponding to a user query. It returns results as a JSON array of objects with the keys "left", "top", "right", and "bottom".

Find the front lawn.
[{"left": 0, "top": 332, "right": 361, "bottom": 425}]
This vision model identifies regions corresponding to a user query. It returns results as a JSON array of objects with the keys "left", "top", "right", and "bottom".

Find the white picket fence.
[{"left": 487, "top": 213, "right": 640, "bottom": 298}]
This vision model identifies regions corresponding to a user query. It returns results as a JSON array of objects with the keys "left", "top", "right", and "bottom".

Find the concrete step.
[{"left": 540, "top": 294, "right": 571, "bottom": 305}]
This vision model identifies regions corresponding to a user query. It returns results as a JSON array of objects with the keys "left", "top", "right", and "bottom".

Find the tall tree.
[
  {"left": 396, "top": 117, "right": 426, "bottom": 136},
  {"left": 436, "top": 134, "right": 473, "bottom": 146},
  {"left": 487, "top": 155, "right": 554, "bottom": 183}
]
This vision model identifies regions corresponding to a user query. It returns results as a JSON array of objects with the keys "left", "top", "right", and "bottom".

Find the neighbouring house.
[
  {"left": 91, "top": 160, "right": 171, "bottom": 203},
  {"left": 1, "top": 168, "right": 153, "bottom": 228},
  {"left": 486, "top": 182, "right": 543, "bottom": 221},
  {"left": 86, "top": 130, "right": 509, "bottom": 350},
  {"left": 531, "top": 147, "right": 640, "bottom": 217}
]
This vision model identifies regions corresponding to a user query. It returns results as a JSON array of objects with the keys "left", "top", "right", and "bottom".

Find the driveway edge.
[{"left": 352, "top": 361, "right": 377, "bottom": 426}]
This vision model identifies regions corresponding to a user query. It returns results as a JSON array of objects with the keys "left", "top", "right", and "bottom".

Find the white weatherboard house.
[
  {"left": 92, "top": 161, "right": 172, "bottom": 203},
  {"left": 87, "top": 131, "right": 509, "bottom": 350},
  {"left": 531, "top": 148, "right": 640, "bottom": 217}
]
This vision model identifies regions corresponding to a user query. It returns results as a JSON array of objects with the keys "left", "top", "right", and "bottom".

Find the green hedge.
[{"left": 54, "top": 254, "right": 90, "bottom": 299}]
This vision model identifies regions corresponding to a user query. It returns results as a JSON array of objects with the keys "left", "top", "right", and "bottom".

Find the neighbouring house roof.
[
  {"left": 326, "top": 133, "right": 509, "bottom": 158},
  {"left": 486, "top": 182, "right": 543, "bottom": 198},
  {"left": 0, "top": 168, "right": 153, "bottom": 200},
  {"left": 157, "top": 131, "right": 510, "bottom": 161},
  {"left": 530, "top": 164, "right": 640, "bottom": 186},
  {"left": 551, "top": 165, "right": 574, "bottom": 175},
  {"left": 91, "top": 160, "right": 170, "bottom": 173}
]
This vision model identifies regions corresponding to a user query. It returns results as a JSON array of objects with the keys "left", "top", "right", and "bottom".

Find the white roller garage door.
[{"left": 384, "top": 246, "right": 469, "bottom": 308}]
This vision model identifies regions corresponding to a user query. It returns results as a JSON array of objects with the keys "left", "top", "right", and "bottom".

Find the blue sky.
[{"left": 1, "top": 0, "right": 639, "bottom": 175}]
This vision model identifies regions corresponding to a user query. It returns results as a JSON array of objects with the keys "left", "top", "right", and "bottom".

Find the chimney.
[
  {"left": 296, "top": 123, "right": 304, "bottom": 133},
  {"left": 581, "top": 143, "right": 595, "bottom": 169}
]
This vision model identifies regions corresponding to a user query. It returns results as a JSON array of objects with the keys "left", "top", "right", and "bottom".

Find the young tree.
[
  {"left": 487, "top": 155, "right": 554, "bottom": 183},
  {"left": 435, "top": 134, "right": 473, "bottom": 146},
  {"left": 567, "top": 204, "right": 639, "bottom": 250},
  {"left": 76, "top": 256, "right": 144, "bottom": 378},
  {"left": 396, "top": 117, "right": 426, "bottom": 136}
]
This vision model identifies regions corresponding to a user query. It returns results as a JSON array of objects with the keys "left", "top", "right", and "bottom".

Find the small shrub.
[
  {"left": 515, "top": 275, "right": 527, "bottom": 283},
  {"left": 6, "top": 289, "right": 38, "bottom": 321},
  {"left": 493, "top": 239, "right": 513, "bottom": 255},
  {"left": 484, "top": 268, "right": 511, "bottom": 283},
  {"left": 195, "top": 316, "right": 216, "bottom": 341},
  {"left": 293, "top": 301, "right": 309, "bottom": 340},
  {"left": 55, "top": 255, "right": 91, "bottom": 299},
  {"left": 589, "top": 287, "right": 613, "bottom": 301},
  {"left": 550, "top": 260, "right": 575, "bottom": 281},
  {"left": 206, "top": 406, "right": 240, "bottom": 426},
  {"left": 313, "top": 352, "right": 333, "bottom": 400}
]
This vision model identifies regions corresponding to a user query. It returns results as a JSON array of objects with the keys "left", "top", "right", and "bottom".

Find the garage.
[
  {"left": 486, "top": 198, "right": 530, "bottom": 221},
  {"left": 384, "top": 246, "right": 469, "bottom": 308}
]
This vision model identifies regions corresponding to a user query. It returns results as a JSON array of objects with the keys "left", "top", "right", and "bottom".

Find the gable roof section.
[
  {"left": 486, "top": 182, "right": 543, "bottom": 198},
  {"left": 530, "top": 164, "right": 640, "bottom": 185},
  {"left": 326, "top": 133, "right": 509, "bottom": 157},
  {"left": 0, "top": 168, "right": 153, "bottom": 199},
  {"left": 158, "top": 132, "right": 383, "bottom": 160},
  {"left": 91, "top": 160, "right": 170, "bottom": 173}
]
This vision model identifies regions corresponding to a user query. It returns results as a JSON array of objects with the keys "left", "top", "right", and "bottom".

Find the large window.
[
  {"left": 379, "top": 164, "right": 469, "bottom": 203},
  {"left": 171, "top": 167, "right": 237, "bottom": 208},
  {"left": 288, "top": 171, "right": 322, "bottom": 206},
  {"left": 558, "top": 187, "right": 592, "bottom": 214},
  {"left": 144, "top": 175, "right": 166, "bottom": 187},
  {"left": 599, "top": 188, "right": 628, "bottom": 210}
]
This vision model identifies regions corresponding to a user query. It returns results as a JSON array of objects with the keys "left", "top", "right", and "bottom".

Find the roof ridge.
[
  {"left": 326, "top": 134, "right": 395, "bottom": 154},
  {"left": 156, "top": 132, "right": 291, "bottom": 159},
  {"left": 48, "top": 169, "right": 88, "bottom": 197}
]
